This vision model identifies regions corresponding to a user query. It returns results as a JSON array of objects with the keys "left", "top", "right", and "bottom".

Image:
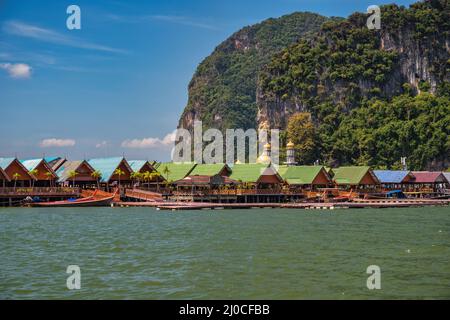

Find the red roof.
[
  {"left": 0, "top": 167, "right": 10, "bottom": 181},
  {"left": 411, "top": 172, "right": 446, "bottom": 183}
]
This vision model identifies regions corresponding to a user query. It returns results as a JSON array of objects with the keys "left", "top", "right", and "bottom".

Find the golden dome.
[
  {"left": 287, "top": 141, "right": 295, "bottom": 148},
  {"left": 264, "top": 142, "right": 271, "bottom": 149},
  {"left": 256, "top": 154, "right": 271, "bottom": 164}
]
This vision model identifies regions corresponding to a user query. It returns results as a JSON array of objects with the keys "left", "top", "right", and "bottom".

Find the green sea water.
[{"left": 0, "top": 206, "right": 449, "bottom": 299}]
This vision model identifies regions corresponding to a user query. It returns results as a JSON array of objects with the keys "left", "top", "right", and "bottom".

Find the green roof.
[
  {"left": 325, "top": 167, "right": 334, "bottom": 176},
  {"left": 155, "top": 163, "right": 196, "bottom": 182},
  {"left": 229, "top": 163, "right": 272, "bottom": 183},
  {"left": 332, "top": 166, "right": 372, "bottom": 185},
  {"left": 189, "top": 164, "right": 230, "bottom": 177},
  {"left": 277, "top": 165, "right": 328, "bottom": 185}
]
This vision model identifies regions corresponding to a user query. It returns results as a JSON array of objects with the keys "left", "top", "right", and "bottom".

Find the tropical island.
[{"left": 179, "top": 0, "right": 449, "bottom": 170}]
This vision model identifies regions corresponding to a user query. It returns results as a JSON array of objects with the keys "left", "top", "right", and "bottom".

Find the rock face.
[
  {"left": 256, "top": 1, "right": 450, "bottom": 130},
  {"left": 178, "top": 12, "right": 331, "bottom": 132},
  {"left": 176, "top": 0, "right": 449, "bottom": 169}
]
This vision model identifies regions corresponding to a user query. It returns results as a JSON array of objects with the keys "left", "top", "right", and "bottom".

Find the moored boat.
[{"left": 29, "top": 190, "right": 116, "bottom": 207}]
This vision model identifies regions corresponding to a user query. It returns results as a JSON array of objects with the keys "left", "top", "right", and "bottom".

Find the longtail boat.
[{"left": 29, "top": 190, "right": 116, "bottom": 207}]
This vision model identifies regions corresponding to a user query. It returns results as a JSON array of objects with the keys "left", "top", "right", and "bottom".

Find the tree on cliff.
[{"left": 286, "top": 113, "right": 318, "bottom": 165}]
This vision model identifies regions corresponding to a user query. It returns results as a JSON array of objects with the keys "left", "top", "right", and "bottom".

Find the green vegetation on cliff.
[
  {"left": 331, "top": 91, "right": 450, "bottom": 170},
  {"left": 260, "top": 0, "right": 449, "bottom": 169},
  {"left": 178, "top": 0, "right": 449, "bottom": 169},
  {"left": 179, "top": 12, "right": 332, "bottom": 131}
]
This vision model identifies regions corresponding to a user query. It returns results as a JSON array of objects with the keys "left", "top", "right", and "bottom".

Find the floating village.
[{"left": 0, "top": 142, "right": 449, "bottom": 210}]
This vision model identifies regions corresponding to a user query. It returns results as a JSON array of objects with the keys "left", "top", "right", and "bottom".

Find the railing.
[
  {"left": 171, "top": 189, "right": 293, "bottom": 197},
  {"left": 171, "top": 191, "right": 208, "bottom": 197},
  {"left": 236, "top": 189, "right": 284, "bottom": 195},
  {"left": 136, "top": 186, "right": 318, "bottom": 197},
  {"left": 0, "top": 187, "right": 80, "bottom": 196},
  {"left": 134, "top": 187, "right": 172, "bottom": 195}
]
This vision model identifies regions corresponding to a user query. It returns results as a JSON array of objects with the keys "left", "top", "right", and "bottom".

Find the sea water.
[{"left": 0, "top": 206, "right": 449, "bottom": 299}]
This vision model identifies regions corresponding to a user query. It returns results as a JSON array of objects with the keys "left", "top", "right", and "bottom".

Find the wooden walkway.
[
  {"left": 114, "top": 198, "right": 450, "bottom": 210},
  {"left": 125, "top": 189, "right": 163, "bottom": 202}
]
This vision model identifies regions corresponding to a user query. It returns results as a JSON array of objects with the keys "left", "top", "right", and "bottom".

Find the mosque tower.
[{"left": 286, "top": 141, "right": 297, "bottom": 166}]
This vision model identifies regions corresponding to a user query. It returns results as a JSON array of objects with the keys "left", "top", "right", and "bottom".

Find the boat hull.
[{"left": 30, "top": 196, "right": 114, "bottom": 207}]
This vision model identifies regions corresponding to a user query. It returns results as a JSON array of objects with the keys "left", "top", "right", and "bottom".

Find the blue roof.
[
  {"left": 56, "top": 160, "right": 91, "bottom": 183},
  {"left": 373, "top": 170, "right": 411, "bottom": 184},
  {"left": 20, "top": 159, "right": 43, "bottom": 171},
  {"left": 0, "top": 158, "right": 15, "bottom": 169},
  {"left": 128, "top": 160, "right": 148, "bottom": 173},
  {"left": 87, "top": 157, "right": 128, "bottom": 183},
  {"left": 44, "top": 157, "right": 60, "bottom": 163}
]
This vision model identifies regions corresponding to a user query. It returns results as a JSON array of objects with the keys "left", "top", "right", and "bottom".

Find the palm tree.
[
  {"left": 130, "top": 172, "right": 142, "bottom": 188},
  {"left": 91, "top": 170, "right": 102, "bottom": 190},
  {"left": 114, "top": 168, "right": 125, "bottom": 189},
  {"left": 68, "top": 171, "right": 78, "bottom": 187},
  {"left": 148, "top": 172, "right": 162, "bottom": 191},
  {"left": 162, "top": 166, "right": 171, "bottom": 185},
  {"left": 29, "top": 169, "right": 38, "bottom": 188},
  {"left": 138, "top": 172, "right": 144, "bottom": 187},
  {"left": 45, "top": 171, "right": 53, "bottom": 187},
  {"left": 153, "top": 172, "right": 162, "bottom": 191},
  {"left": 142, "top": 171, "right": 151, "bottom": 189},
  {"left": 12, "top": 173, "right": 21, "bottom": 191}
]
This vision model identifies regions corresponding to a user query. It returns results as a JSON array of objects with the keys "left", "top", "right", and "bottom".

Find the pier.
[{"left": 114, "top": 198, "right": 450, "bottom": 210}]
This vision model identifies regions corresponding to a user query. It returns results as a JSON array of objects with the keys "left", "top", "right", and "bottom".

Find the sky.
[{"left": 0, "top": 0, "right": 417, "bottom": 161}]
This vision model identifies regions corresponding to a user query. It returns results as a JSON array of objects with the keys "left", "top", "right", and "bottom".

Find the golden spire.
[{"left": 257, "top": 142, "right": 272, "bottom": 164}]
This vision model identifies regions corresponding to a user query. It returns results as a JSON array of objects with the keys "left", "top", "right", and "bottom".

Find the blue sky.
[{"left": 0, "top": 0, "right": 417, "bottom": 161}]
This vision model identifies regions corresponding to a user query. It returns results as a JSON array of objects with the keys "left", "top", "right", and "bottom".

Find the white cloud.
[
  {"left": 105, "top": 14, "right": 218, "bottom": 30},
  {"left": 40, "top": 138, "right": 76, "bottom": 148},
  {"left": 121, "top": 131, "right": 176, "bottom": 149},
  {"left": 162, "top": 131, "right": 177, "bottom": 145},
  {"left": 96, "top": 141, "right": 108, "bottom": 148},
  {"left": 3, "top": 20, "right": 127, "bottom": 54},
  {"left": 0, "top": 62, "right": 31, "bottom": 78}
]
